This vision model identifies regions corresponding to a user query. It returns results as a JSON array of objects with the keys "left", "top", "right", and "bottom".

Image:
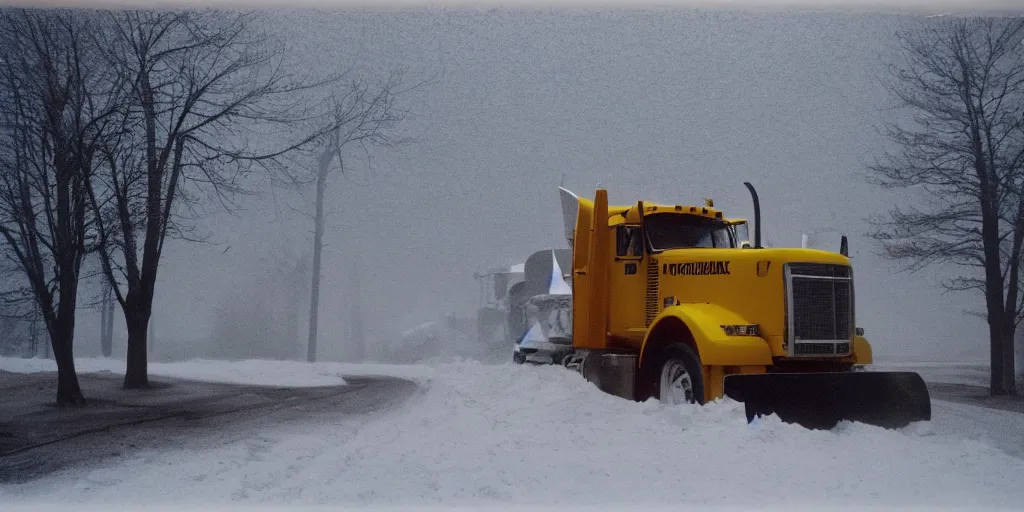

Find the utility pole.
[
  {"left": 307, "top": 144, "right": 333, "bottom": 363},
  {"left": 349, "top": 256, "right": 365, "bottom": 362}
]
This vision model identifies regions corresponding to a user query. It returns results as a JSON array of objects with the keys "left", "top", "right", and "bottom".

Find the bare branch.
[
  {"left": 0, "top": 8, "right": 125, "bottom": 403},
  {"left": 866, "top": 15, "right": 1024, "bottom": 394}
]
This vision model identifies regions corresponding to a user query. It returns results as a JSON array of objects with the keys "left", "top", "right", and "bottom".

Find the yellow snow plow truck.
[{"left": 560, "top": 182, "right": 931, "bottom": 430}]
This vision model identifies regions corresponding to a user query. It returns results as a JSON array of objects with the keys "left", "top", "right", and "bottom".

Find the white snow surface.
[
  {"left": 0, "top": 356, "right": 346, "bottom": 387},
  {"left": 1, "top": 357, "right": 1023, "bottom": 510}
]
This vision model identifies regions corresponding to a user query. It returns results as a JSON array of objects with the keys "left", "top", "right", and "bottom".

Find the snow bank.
[
  {"left": 0, "top": 356, "right": 121, "bottom": 375},
  {"left": 2, "top": 359, "right": 1022, "bottom": 509},
  {"left": 0, "top": 356, "right": 346, "bottom": 387}
]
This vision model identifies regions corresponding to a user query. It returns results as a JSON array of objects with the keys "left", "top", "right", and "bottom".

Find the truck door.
[{"left": 608, "top": 223, "right": 647, "bottom": 343}]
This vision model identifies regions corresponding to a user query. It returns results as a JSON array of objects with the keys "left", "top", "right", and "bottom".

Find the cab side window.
[{"left": 616, "top": 225, "right": 643, "bottom": 258}]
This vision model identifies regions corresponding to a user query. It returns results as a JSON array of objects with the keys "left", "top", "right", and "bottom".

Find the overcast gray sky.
[{"left": 69, "top": 7, "right": 1000, "bottom": 363}]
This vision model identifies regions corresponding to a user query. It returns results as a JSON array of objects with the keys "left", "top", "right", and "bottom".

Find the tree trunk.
[
  {"left": 53, "top": 341, "right": 85, "bottom": 405},
  {"left": 1018, "top": 332, "right": 1023, "bottom": 388},
  {"left": 123, "top": 303, "right": 150, "bottom": 388},
  {"left": 103, "top": 301, "right": 113, "bottom": 357},
  {"left": 49, "top": 319, "right": 85, "bottom": 405},
  {"left": 100, "top": 283, "right": 113, "bottom": 357},
  {"left": 1004, "top": 327, "right": 1017, "bottom": 395},
  {"left": 988, "top": 308, "right": 1007, "bottom": 394},
  {"left": 39, "top": 324, "right": 51, "bottom": 359},
  {"left": 30, "top": 319, "right": 40, "bottom": 358},
  {"left": 307, "top": 169, "right": 327, "bottom": 363},
  {"left": 978, "top": 195, "right": 1005, "bottom": 395}
]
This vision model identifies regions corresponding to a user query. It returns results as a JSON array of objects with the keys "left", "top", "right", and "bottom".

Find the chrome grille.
[
  {"left": 788, "top": 263, "right": 851, "bottom": 278},
  {"left": 646, "top": 258, "right": 659, "bottom": 326},
  {"left": 786, "top": 263, "right": 853, "bottom": 357},
  {"left": 794, "top": 342, "right": 851, "bottom": 356}
]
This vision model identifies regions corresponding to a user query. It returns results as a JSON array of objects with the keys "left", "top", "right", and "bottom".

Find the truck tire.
[{"left": 656, "top": 344, "right": 705, "bottom": 405}]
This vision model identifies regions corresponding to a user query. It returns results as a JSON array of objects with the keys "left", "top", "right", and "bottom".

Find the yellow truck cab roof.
[{"left": 608, "top": 201, "right": 731, "bottom": 226}]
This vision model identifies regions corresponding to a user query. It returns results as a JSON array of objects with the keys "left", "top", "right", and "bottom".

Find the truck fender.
[{"left": 639, "top": 304, "right": 773, "bottom": 370}]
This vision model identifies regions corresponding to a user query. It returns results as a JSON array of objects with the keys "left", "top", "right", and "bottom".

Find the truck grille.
[
  {"left": 646, "top": 258, "right": 659, "bottom": 326},
  {"left": 786, "top": 263, "right": 853, "bottom": 357},
  {"left": 794, "top": 342, "right": 851, "bottom": 356}
]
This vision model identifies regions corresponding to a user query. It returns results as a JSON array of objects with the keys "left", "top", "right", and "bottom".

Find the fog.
[{"left": 65, "top": 8, "right": 994, "bottom": 364}]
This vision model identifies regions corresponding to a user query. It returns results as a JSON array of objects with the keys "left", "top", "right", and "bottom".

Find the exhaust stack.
[{"left": 743, "top": 182, "right": 762, "bottom": 249}]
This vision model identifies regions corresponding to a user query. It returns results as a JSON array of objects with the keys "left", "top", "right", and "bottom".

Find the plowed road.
[{"left": 0, "top": 371, "right": 418, "bottom": 484}]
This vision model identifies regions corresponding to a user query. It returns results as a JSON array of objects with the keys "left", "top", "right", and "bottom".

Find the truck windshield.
[{"left": 644, "top": 213, "right": 734, "bottom": 251}]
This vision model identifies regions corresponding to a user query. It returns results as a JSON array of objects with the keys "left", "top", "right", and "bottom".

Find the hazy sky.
[{"left": 71, "top": 7, "right": 998, "bottom": 363}]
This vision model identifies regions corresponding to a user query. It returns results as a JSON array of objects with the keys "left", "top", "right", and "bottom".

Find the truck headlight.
[{"left": 721, "top": 324, "right": 760, "bottom": 336}]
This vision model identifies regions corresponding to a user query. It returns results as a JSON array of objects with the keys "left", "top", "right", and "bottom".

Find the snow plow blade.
[{"left": 723, "top": 371, "right": 931, "bottom": 430}]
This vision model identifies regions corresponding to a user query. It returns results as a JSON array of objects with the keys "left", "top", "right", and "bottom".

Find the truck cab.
[
  {"left": 561, "top": 186, "right": 873, "bottom": 402},
  {"left": 554, "top": 184, "right": 929, "bottom": 430}
]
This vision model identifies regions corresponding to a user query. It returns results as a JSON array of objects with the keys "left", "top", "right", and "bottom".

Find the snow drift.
[{"left": 1, "top": 357, "right": 1022, "bottom": 509}]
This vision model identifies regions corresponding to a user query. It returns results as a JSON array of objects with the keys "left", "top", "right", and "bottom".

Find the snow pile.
[
  {"left": 0, "top": 356, "right": 346, "bottom": 387},
  {"left": 0, "top": 356, "right": 121, "bottom": 375},
  {"left": 2, "top": 359, "right": 1023, "bottom": 509}
]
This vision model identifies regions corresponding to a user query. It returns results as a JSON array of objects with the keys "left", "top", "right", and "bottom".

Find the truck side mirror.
[{"left": 840, "top": 235, "right": 849, "bottom": 257}]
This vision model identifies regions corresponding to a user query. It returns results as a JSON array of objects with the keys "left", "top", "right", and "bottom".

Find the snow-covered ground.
[
  {"left": 0, "top": 356, "right": 347, "bottom": 387},
  {"left": 1, "top": 356, "right": 1023, "bottom": 510}
]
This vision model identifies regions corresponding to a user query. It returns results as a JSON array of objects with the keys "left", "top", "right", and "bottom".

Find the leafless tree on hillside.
[
  {"left": 0, "top": 9, "right": 125, "bottom": 404},
  {"left": 866, "top": 16, "right": 1024, "bottom": 395}
]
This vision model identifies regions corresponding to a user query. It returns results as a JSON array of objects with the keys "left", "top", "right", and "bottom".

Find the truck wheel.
[{"left": 656, "top": 344, "right": 705, "bottom": 405}]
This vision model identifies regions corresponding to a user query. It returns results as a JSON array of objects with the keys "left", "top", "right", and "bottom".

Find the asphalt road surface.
[{"left": 0, "top": 370, "right": 418, "bottom": 484}]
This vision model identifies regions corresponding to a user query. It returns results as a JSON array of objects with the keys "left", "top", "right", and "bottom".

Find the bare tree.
[
  {"left": 0, "top": 266, "right": 44, "bottom": 358},
  {"left": 100, "top": 277, "right": 113, "bottom": 357},
  {"left": 87, "top": 9, "right": 342, "bottom": 388},
  {"left": 305, "top": 73, "right": 410, "bottom": 363},
  {"left": 866, "top": 16, "right": 1024, "bottom": 395},
  {"left": 0, "top": 9, "right": 122, "bottom": 404}
]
